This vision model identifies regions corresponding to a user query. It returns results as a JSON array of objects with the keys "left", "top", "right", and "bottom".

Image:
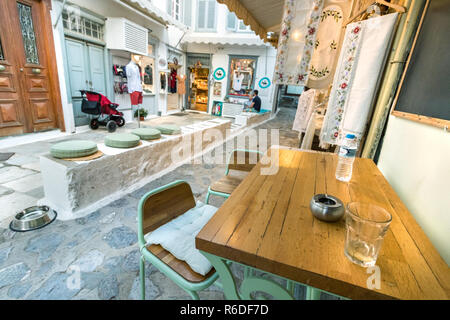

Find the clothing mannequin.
[
  {"left": 126, "top": 56, "right": 143, "bottom": 127},
  {"left": 233, "top": 71, "right": 244, "bottom": 93}
]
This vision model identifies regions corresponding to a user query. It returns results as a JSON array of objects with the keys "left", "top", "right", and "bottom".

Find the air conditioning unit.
[{"left": 105, "top": 18, "right": 148, "bottom": 56}]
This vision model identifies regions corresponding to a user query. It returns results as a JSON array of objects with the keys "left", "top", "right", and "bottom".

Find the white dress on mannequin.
[{"left": 126, "top": 61, "right": 143, "bottom": 94}]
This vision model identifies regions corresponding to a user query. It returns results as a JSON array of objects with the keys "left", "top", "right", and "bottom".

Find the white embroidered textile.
[
  {"left": 293, "top": 89, "right": 317, "bottom": 133},
  {"left": 319, "top": 13, "right": 398, "bottom": 145}
]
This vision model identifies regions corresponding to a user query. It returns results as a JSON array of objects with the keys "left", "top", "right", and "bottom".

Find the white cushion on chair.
[{"left": 144, "top": 201, "right": 217, "bottom": 276}]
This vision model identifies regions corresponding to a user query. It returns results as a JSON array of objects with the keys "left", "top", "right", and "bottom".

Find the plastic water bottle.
[{"left": 336, "top": 134, "right": 358, "bottom": 182}]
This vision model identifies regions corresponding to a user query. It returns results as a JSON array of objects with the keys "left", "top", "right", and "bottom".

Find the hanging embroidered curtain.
[
  {"left": 307, "top": 0, "right": 351, "bottom": 89},
  {"left": 319, "top": 13, "right": 398, "bottom": 146},
  {"left": 292, "top": 89, "right": 317, "bottom": 133},
  {"left": 274, "top": 0, "right": 324, "bottom": 86}
]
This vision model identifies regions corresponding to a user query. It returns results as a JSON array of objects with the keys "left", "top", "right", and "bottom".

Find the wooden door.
[
  {"left": 0, "top": 0, "right": 61, "bottom": 137},
  {"left": 0, "top": 1, "right": 28, "bottom": 136}
]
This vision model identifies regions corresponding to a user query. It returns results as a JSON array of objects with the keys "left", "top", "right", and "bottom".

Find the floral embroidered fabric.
[
  {"left": 320, "top": 13, "right": 398, "bottom": 146},
  {"left": 292, "top": 89, "right": 317, "bottom": 133},
  {"left": 274, "top": 0, "right": 324, "bottom": 86},
  {"left": 308, "top": 0, "right": 350, "bottom": 89}
]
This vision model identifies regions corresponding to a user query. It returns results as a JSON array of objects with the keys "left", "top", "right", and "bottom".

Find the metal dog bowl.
[
  {"left": 10, "top": 206, "right": 57, "bottom": 232},
  {"left": 310, "top": 194, "right": 345, "bottom": 222}
]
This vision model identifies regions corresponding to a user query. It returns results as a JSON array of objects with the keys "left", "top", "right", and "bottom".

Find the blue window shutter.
[
  {"left": 227, "top": 11, "right": 236, "bottom": 30},
  {"left": 167, "top": 0, "right": 173, "bottom": 15},
  {"left": 206, "top": 0, "right": 216, "bottom": 30},
  {"left": 197, "top": 0, "right": 206, "bottom": 29}
]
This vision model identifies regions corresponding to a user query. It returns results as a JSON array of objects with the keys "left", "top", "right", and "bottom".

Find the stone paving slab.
[
  {"left": 5, "top": 155, "right": 39, "bottom": 167},
  {"left": 21, "top": 162, "right": 41, "bottom": 172},
  {"left": 0, "top": 192, "right": 39, "bottom": 223},
  {"left": 3, "top": 173, "right": 43, "bottom": 193},
  {"left": 0, "top": 167, "right": 36, "bottom": 184}
]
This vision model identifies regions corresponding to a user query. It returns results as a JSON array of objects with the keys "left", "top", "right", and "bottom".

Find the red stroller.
[{"left": 80, "top": 90, "right": 125, "bottom": 132}]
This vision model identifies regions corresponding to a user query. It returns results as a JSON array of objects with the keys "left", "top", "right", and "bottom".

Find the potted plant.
[{"left": 134, "top": 108, "right": 148, "bottom": 121}]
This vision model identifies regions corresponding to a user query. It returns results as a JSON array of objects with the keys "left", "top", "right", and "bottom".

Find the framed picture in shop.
[
  {"left": 212, "top": 101, "right": 223, "bottom": 117},
  {"left": 213, "top": 82, "right": 222, "bottom": 96}
]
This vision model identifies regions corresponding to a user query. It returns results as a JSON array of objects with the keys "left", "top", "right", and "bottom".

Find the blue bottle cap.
[{"left": 345, "top": 134, "right": 356, "bottom": 139}]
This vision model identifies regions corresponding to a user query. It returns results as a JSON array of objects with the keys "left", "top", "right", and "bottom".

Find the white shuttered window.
[
  {"left": 226, "top": 11, "right": 237, "bottom": 30},
  {"left": 197, "top": 0, "right": 216, "bottom": 31}
]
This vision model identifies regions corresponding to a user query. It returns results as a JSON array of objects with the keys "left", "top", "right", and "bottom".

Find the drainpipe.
[{"left": 361, "top": 0, "right": 427, "bottom": 159}]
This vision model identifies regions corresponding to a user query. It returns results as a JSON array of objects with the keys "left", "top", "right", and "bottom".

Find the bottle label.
[{"left": 339, "top": 147, "right": 356, "bottom": 158}]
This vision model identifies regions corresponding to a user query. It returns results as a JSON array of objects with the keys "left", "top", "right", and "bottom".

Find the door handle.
[{"left": 20, "top": 68, "right": 24, "bottom": 72}]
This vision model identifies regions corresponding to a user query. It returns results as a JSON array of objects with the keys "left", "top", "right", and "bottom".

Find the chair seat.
[
  {"left": 147, "top": 244, "right": 216, "bottom": 283},
  {"left": 210, "top": 172, "right": 247, "bottom": 195}
]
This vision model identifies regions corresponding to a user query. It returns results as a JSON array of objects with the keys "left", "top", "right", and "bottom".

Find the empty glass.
[{"left": 344, "top": 202, "right": 392, "bottom": 267}]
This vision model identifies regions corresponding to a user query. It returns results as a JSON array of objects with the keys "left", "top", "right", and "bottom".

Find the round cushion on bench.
[
  {"left": 155, "top": 124, "right": 181, "bottom": 135},
  {"left": 131, "top": 128, "right": 161, "bottom": 140},
  {"left": 51, "top": 140, "right": 98, "bottom": 159},
  {"left": 105, "top": 133, "right": 140, "bottom": 148}
]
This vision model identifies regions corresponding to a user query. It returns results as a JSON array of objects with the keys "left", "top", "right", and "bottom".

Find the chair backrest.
[
  {"left": 226, "top": 149, "right": 263, "bottom": 174},
  {"left": 138, "top": 181, "right": 196, "bottom": 248}
]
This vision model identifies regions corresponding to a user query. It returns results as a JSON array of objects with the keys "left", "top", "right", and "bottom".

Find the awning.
[
  {"left": 122, "top": 0, "right": 187, "bottom": 31},
  {"left": 182, "top": 34, "right": 269, "bottom": 47},
  {"left": 217, "top": 0, "right": 285, "bottom": 45}
]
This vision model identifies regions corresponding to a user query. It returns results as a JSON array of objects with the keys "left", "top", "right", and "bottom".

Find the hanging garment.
[
  {"left": 301, "top": 113, "right": 317, "bottom": 150},
  {"left": 169, "top": 69, "right": 177, "bottom": 93},
  {"left": 125, "top": 61, "right": 143, "bottom": 94},
  {"left": 274, "top": 0, "right": 324, "bottom": 85},
  {"left": 307, "top": 0, "right": 350, "bottom": 89},
  {"left": 130, "top": 91, "right": 143, "bottom": 106},
  {"left": 292, "top": 89, "right": 317, "bottom": 133},
  {"left": 319, "top": 13, "right": 398, "bottom": 146},
  {"left": 233, "top": 73, "right": 245, "bottom": 92},
  {"left": 144, "top": 65, "right": 153, "bottom": 85},
  {"left": 177, "top": 74, "right": 187, "bottom": 95}
]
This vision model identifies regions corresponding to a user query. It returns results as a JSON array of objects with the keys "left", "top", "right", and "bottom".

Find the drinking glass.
[{"left": 344, "top": 202, "right": 392, "bottom": 267}]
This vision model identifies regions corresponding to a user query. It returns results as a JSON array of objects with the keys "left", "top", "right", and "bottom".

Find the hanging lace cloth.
[
  {"left": 301, "top": 113, "right": 317, "bottom": 150},
  {"left": 293, "top": 89, "right": 317, "bottom": 133}
]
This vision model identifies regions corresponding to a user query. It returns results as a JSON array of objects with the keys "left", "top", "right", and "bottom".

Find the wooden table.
[{"left": 196, "top": 147, "right": 450, "bottom": 300}]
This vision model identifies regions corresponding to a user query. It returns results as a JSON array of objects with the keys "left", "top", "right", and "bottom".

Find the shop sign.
[
  {"left": 213, "top": 67, "right": 226, "bottom": 81},
  {"left": 259, "top": 77, "right": 271, "bottom": 89}
]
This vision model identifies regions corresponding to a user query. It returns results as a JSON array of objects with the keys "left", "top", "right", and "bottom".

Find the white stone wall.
[{"left": 40, "top": 120, "right": 232, "bottom": 220}]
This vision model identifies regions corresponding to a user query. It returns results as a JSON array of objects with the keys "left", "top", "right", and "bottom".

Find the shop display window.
[
  {"left": 228, "top": 56, "right": 257, "bottom": 97},
  {"left": 132, "top": 54, "right": 155, "bottom": 94}
]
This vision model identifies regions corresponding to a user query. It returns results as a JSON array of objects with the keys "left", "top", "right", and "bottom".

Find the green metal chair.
[
  {"left": 138, "top": 180, "right": 220, "bottom": 300},
  {"left": 206, "top": 149, "right": 263, "bottom": 204}
]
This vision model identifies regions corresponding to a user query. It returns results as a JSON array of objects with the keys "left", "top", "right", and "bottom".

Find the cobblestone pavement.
[{"left": 0, "top": 108, "right": 337, "bottom": 300}]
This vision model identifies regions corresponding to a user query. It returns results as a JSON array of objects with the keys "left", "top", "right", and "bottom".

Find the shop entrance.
[
  {"left": 186, "top": 54, "right": 211, "bottom": 112},
  {"left": 65, "top": 39, "right": 107, "bottom": 127},
  {"left": 0, "top": 0, "right": 62, "bottom": 137},
  {"left": 62, "top": 8, "right": 107, "bottom": 127}
]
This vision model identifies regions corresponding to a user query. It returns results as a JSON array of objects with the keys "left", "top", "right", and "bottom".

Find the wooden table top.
[{"left": 196, "top": 147, "right": 450, "bottom": 300}]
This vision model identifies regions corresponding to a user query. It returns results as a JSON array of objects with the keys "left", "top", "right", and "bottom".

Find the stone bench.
[{"left": 39, "top": 119, "right": 231, "bottom": 220}]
